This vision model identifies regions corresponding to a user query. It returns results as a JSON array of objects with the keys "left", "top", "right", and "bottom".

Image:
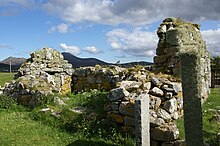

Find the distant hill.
[
  {"left": 0, "top": 57, "right": 26, "bottom": 72},
  {"left": 62, "top": 52, "right": 110, "bottom": 68},
  {"left": 0, "top": 53, "right": 153, "bottom": 71},
  {"left": 119, "top": 61, "right": 153, "bottom": 68},
  {"left": 0, "top": 57, "right": 26, "bottom": 66},
  {"left": 62, "top": 52, "right": 153, "bottom": 68}
]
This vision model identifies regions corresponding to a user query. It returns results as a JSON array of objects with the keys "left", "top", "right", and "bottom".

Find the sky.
[{"left": 0, "top": 0, "right": 220, "bottom": 63}]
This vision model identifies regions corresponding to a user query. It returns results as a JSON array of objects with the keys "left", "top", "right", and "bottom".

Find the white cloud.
[
  {"left": 60, "top": 43, "right": 80, "bottom": 55},
  {"left": 202, "top": 28, "right": 220, "bottom": 56},
  {"left": 0, "top": 0, "right": 34, "bottom": 16},
  {"left": 0, "top": 0, "right": 34, "bottom": 7},
  {"left": 107, "top": 28, "right": 157, "bottom": 57},
  {"left": 48, "top": 23, "right": 69, "bottom": 33},
  {"left": 42, "top": 0, "right": 220, "bottom": 26},
  {"left": 83, "top": 46, "right": 102, "bottom": 54},
  {"left": 0, "top": 44, "right": 14, "bottom": 49}
]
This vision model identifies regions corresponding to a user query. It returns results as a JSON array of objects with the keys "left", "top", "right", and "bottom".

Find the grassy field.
[
  {"left": 176, "top": 88, "right": 220, "bottom": 145},
  {"left": 0, "top": 72, "right": 134, "bottom": 146},
  {"left": 0, "top": 72, "right": 16, "bottom": 86}
]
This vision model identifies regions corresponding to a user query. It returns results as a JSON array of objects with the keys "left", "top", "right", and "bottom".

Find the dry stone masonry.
[
  {"left": 154, "top": 17, "right": 211, "bottom": 101},
  {"left": 72, "top": 65, "right": 128, "bottom": 92},
  {"left": 105, "top": 69, "right": 183, "bottom": 145},
  {"left": 3, "top": 48, "right": 72, "bottom": 107}
]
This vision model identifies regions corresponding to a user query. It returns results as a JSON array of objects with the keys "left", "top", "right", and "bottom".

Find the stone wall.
[
  {"left": 72, "top": 65, "right": 128, "bottom": 92},
  {"left": 105, "top": 71, "right": 183, "bottom": 145},
  {"left": 3, "top": 48, "right": 73, "bottom": 107},
  {"left": 154, "top": 18, "right": 211, "bottom": 101}
]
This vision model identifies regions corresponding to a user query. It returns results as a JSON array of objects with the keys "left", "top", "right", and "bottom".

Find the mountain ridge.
[{"left": 0, "top": 53, "right": 153, "bottom": 72}]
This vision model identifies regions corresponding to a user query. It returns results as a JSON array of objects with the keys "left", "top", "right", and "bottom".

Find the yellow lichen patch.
[{"left": 108, "top": 113, "right": 124, "bottom": 123}]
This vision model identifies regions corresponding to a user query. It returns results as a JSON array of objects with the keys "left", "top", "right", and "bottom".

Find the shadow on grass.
[
  {"left": 67, "top": 139, "right": 116, "bottom": 146},
  {"left": 203, "top": 130, "right": 219, "bottom": 146}
]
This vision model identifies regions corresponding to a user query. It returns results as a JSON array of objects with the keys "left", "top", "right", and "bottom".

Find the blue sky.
[{"left": 0, "top": 0, "right": 220, "bottom": 63}]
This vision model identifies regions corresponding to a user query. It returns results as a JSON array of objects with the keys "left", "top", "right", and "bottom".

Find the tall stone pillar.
[
  {"left": 180, "top": 52, "right": 203, "bottom": 146},
  {"left": 135, "top": 93, "right": 150, "bottom": 146}
]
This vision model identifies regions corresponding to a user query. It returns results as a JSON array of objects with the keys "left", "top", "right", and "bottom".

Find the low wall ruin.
[{"left": 72, "top": 65, "right": 128, "bottom": 92}]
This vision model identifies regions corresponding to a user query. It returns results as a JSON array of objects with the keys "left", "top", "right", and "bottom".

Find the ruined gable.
[{"left": 4, "top": 48, "right": 73, "bottom": 107}]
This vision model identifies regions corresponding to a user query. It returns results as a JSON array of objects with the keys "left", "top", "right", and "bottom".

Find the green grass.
[
  {"left": 176, "top": 88, "right": 220, "bottom": 145},
  {"left": 0, "top": 107, "right": 74, "bottom": 146},
  {"left": 0, "top": 91, "right": 135, "bottom": 146},
  {"left": 0, "top": 71, "right": 135, "bottom": 146},
  {"left": 202, "top": 88, "right": 220, "bottom": 145},
  {"left": 0, "top": 72, "right": 16, "bottom": 86}
]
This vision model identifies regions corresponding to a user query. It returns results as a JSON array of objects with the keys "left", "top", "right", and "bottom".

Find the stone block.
[
  {"left": 107, "top": 113, "right": 124, "bottom": 123},
  {"left": 124, "top": 116, "right": 135, "bottom": 126},
  {"left": 150, "top": 123, "right": 179, "bottom": 141},
  {"left": 120, "top": 126, "right": 135, "bottom": 136},
  {"left": 149, "top": 95, "right": 161, "bottom": 110},
  {"left": 119, "top": 101, "right": 135, "bottom": 117},
  {"left": 151, "top": 77, "right": 163, "bottom": 87},
  {"left": 150, "top": 87, "right": 164, "bottom": 97},
  {"left": 143, "top": 82, "right": 151, "bottom": 90},
  {"left": 157, "top": 108, "right": 172, "bottom": 122},
  {"left": 163, "top": 98, "right": 177, "bottom": 114},
  {"left": 109, "top": 87, "right": 130, "bottom": 101}
]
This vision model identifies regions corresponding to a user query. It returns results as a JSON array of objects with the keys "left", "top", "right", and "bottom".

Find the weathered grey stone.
[
  {"left": 110, "top": 104, "right": 119, "bottom": 111},
  {"left": 119, "top": 81, "right": 142, "bottom": 91},
  {"left": 150, "top": 87, "right": 164, "bottom": 97},
  {"left": 124, "top": 116, "right": 135, "bottom": 126},
  {"left": 157, "top": 108, "right": 172, "bottom": 122},
  {"left": 163, "top": 87, "right": 174, "bottom": 92},
  {"left": 150, "top": 123, "right": 179, "bottom": 141},
  {"left": 143, "top": 82, "right": 151, "bottom": 90},
  {"left": 53, "top": 96, "right": 66, "bottom": 106},
  {"left": 151, "top": 77, "right": 162, "bottom": 87},
  {"left": 149, "top": 109, "right": 157, "bottom": 118},
  {"left": 109, "top": 87, "right": 130, "bottom": 101},
  {"left": 70, "top": 106, "right": 88, "bottom": 114},
  {"left": 210, "top": 115, "right": 220, "bottom": 123},
  {"left": 125, "top": 92, "right": 138, "bottom": 101},
  {"left": 163, "top": 98, "right": 177, "bottom": 114},
  {"left": 87, "top": 75, "right": 96, "bottom": 84},
  {"left": 164, "top": 92, "right": 173, "bottom": 99},
  {"left": 135, "top": 93, "right": 150, "bottom": 146},
  {"left": 149, "top": 95, "right": 161, "bottom": 110},
  {"left": 39, "top": 107, "right": 54, "bottom": 113},
  {"left": 170, "top": 112, "right": 179, "bottom": 120},
  {"left": 150, "top": 117, "right": 166, "bottom": 127},
  {"left": 180, "top": 45, "right": 204, "bottom": 145},
  {"left": 169, "top": 82, "right": 182, "bottom": 94},
  {"left": 119, "top": 101, "right": 135, "bottom": 117},
  {"left": 176, "top": 97, "right": 183, "bottom": 110}
]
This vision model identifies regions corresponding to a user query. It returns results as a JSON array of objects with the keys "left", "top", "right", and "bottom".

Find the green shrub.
[{"left": 0, "top": 94, "right": 16, "bottom": 109}]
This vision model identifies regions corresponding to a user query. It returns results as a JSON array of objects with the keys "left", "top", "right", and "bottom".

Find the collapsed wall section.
[{"left": 154, "top": 18, "right": 211, "bottom": 100}]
